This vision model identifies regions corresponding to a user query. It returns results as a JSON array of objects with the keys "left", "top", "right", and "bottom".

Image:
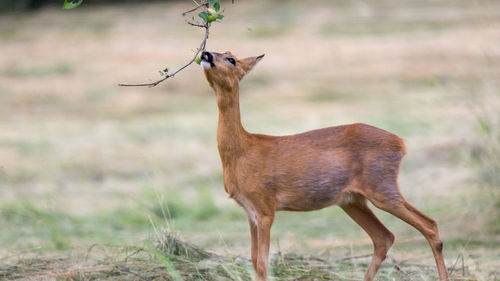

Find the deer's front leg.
[
  {"left": 256, "top": 214, "right": 274, "bottom": 281},
  {"left": 248, "top": 217, "right": 258, "bottom": 271}
]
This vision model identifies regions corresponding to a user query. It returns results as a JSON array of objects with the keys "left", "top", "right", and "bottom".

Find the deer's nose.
[{"left": 201, "top": 51, "right": 213, "bottom": 64}]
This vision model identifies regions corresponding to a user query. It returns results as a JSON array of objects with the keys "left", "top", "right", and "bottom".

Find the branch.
[
  {"left": 118, "top": 0, "right": 213, "bottom": 88},
  {"left": 118, "top": 22, "right": 210, "bottom": 87}
]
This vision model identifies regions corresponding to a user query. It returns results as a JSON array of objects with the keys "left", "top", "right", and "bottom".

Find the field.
[{"left": 1, "top": 0, "right": 500, "bottom": 280}]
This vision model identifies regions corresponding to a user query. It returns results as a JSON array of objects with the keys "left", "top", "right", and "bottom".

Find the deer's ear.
[{"left": 241, "top": 54, "right": 265, "bottom": 75}]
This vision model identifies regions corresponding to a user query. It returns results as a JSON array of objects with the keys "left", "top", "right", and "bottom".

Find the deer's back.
[{"left": 271, "top": 123, "right": 405, "bottom": 153}]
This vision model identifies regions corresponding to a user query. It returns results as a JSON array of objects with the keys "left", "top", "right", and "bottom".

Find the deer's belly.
[{"left": 273, "top": 164, "right": 355, "bottom": 211}]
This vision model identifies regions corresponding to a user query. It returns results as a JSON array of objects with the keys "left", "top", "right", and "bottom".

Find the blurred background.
[{"left": 0, "top": 0, "right": 499, "bottom": 279}]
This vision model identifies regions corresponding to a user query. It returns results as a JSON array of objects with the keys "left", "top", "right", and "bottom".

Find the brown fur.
[{"left": 201, "top": 51, "right": 449, "bottom": 281}]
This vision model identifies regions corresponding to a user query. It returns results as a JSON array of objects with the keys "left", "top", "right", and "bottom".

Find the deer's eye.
[{"left": 226, "top": 57, "right": 236, "bottom": 65}]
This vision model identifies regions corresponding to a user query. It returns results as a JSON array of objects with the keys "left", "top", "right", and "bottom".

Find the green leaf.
[
  {"left": 216, "top": 14, "right": 224, "bottom": 20},
  {"left": 209, "top": 0, "right": 218, "bottom": 3},
  {"left": 198, "top": 11, "right": 208, "bottom": 22},
  {"left": 214, "top": 2, "right": 220, "bottom": 12},
  {"left": 62, "top": 0, "right": 83, "bottom": 9}
]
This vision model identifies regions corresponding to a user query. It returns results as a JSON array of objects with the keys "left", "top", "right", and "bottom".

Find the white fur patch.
[
  {"left": 235, "top": 195, "right": 257, "bottom": 224},
  {"left": 200, "top": 61, "right": 211, "bottom": 69},
  {"left": 336, "top": 192, "right": 356, "bottom": 206}
]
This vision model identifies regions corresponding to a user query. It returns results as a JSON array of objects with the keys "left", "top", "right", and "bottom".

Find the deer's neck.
[{"left": 214, "top": 84, "right": 249, "bottom": 166}]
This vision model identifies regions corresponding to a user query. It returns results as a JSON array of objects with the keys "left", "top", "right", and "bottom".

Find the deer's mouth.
[{"left": 201, "top": 51, "right": 215, "bottom": 69}]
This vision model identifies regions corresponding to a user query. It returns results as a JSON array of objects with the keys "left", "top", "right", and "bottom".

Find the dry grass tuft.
[{"left": 156, "top": 229, "right": 212, "bottom": 261}]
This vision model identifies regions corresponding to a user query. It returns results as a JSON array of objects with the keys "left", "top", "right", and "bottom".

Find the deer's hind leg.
[
  {"left": 364, "top": 184, "right": 450, "bottom": 281},
  {"left": 341, "top": 194, "right": 395, "bottom": 281}
]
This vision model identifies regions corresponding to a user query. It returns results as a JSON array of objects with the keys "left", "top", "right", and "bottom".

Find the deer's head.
[{"left": 201, "top": 51, "right": 264, "bottom": 91}]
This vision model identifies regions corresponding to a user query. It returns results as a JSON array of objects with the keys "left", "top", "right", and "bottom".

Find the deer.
[{"left": 199, "top": 50, "right": 449, "bottom": 281}]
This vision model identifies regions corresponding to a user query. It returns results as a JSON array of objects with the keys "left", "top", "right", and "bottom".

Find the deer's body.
[
  {"left": 221, "top": 123, "right": 405, "bottom": 212},
  {"left": 201, "top": 51, "right": 449, "bottom": 281}
]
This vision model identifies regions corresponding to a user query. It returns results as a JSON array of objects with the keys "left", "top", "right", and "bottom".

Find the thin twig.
[
  {"left": 187, "top": 21, "right": 206, "bottom": 28},
  {"left": 387, "top": 255, "right": 406, "bottom": 273},
  {"left": 182, "top": 1, "right": 208, "bottom": 16},
  {"left": 334, "top": 253, "right": 372, "bottom": 262},
  {"left": 116, "top": 265, "right": 152, "bottom": 281},
  {"left": 401, "top": 262, "right": 438, "bottom": 269},
  {"left": 119, "top": 22, "right": 211, "bottom": 87},
  {"left": 448, "top": 253, "right": 462, "bottom": 275}
]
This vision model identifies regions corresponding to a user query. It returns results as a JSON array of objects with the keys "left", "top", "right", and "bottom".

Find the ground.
[{"left": 0, "top": 0, "right": 499, "bottom": 280}]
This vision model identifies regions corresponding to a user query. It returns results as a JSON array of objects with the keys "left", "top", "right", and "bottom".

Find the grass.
[
  {"left": 1, "top": 0, "right": 500, "bottom": 279},
  {"left": 0, "top": 231, "right": 495, "bottom": 280}
]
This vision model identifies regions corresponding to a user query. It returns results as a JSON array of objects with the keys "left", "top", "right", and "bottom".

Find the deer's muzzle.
[{"left": 201, "top": 51, "right": 215, "bottom": 68}]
